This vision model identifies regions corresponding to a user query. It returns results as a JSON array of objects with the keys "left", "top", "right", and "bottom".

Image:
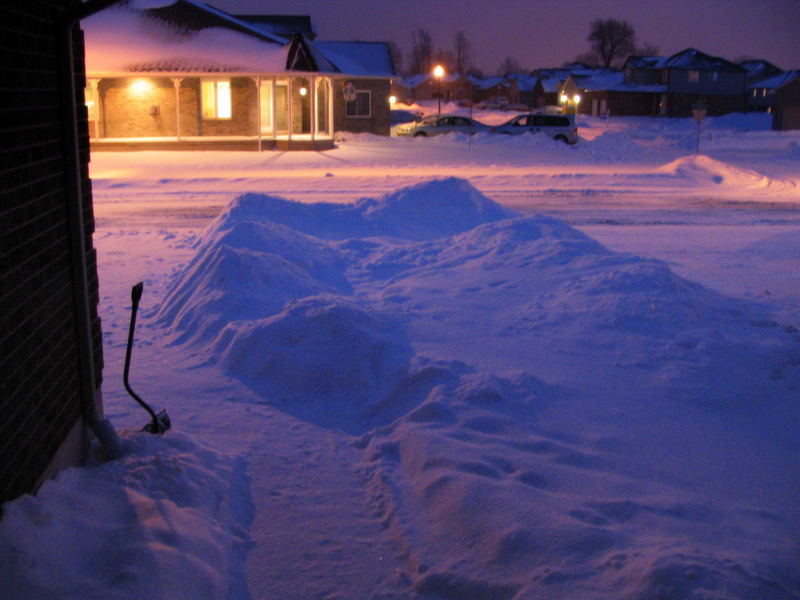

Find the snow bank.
[
  {"left": 658, "top": 155, "right": 772, "bottom": 187},
  {"left": 148, "top": 177, "right": 799, "bottom": 598},
  {"left": 360, "top": 365, "right": 799, "bottom": 600},
  {"left": 0, "top": 432, "right": 247, "bottom": 600}
]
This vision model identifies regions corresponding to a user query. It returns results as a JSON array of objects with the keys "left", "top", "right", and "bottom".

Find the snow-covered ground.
[{"left": 2, "top": 111, "right": 800, "bottom": 600}]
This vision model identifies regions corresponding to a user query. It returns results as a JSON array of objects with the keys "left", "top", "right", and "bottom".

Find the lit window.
[
  {"left": 710, "top": 71, "right": 719, "bottom": 81},
  {"left": 345, "top": 90, "right": 371, "bottom": 117},
  {"left": 688, "top": 70, "right": 699, "bottom": 82},
  {"left": 202, "top": 80, "right": 232, "bottom": 119}
]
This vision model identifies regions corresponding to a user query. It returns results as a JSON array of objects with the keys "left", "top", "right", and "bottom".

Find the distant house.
[
  {"left": 561, "top": 71, "right": 664, "bottom": 116},
  {"left": 625, "top": 48, "right": 747, "bottom": 117},
  {"left": 394, "top": 73, "right": 473, "bottom": 104},
  {"left": 762, "top": 71, "right": 800, "bottom": 130},
  {"left": 748, "top": 69, "right": 798, "bottom": 115},
  {"left": 82, "top": 0, "right": 396, "bottom": 151},
  {"left": 470, "top": 76, "right": 519, "bottom": 106}
]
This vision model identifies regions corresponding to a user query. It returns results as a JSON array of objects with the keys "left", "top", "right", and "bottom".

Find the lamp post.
[{"left": 433, "top": 64, "right": 445, "bottom": 115}]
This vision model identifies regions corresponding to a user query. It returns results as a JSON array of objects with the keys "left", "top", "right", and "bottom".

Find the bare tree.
[
  {"left": 496, "top": 57, "right": 524, "bottom": 77},
  {"left": 387, "top": 40, "right": 404, "bottom": 76},
  {"left": 408, "top": 29, "right": 434, "bottom": 75},
  {"left": 453, "top": 31, "right": 474, "bottom": 75},
  {"left": 587, "top": 18, "right": 637, "bottom": 68}
]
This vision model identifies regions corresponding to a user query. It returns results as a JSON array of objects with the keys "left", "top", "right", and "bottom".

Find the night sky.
[{"left": 210, "top": 0, "right": 799, "bottom": 74}]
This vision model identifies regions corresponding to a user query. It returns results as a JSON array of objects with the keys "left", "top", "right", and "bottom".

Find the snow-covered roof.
[
  {"left": 469, "top": 76, "right": 510, "bottom": 90},
  {"left": 83, "top": 4, "right": 289, "bottom": 73},
  {"left": 313, "top": 41, "right": 396, "bottom": 77},
  {"left": 739, "top": 59, "right": 783, "bottom": 81},
  {"left": 750, "top": 70, "right": 799, "bottom": 90},
  {"left": 632, "top": 48, "right": 744, "bottom": 72},
  {"left": 234, "top": 14, "right": 315, "bottom": 40}
]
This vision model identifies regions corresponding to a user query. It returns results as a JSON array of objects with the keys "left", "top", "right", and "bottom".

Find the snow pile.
[
  {"left": 141, "top": 177, "right": 797, "bottom": 598},
  {"left": 657, "top": 155, "right": 772, "bottom": 188},
  {"left": 0, "top": 432, "right": 247, "bottom": 600},
  {"left": 214, "top": 296, "right": 415, "bottom": 433}
]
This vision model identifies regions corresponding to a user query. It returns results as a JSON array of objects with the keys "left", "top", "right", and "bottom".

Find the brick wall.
[
  {"left": 333, "top": 78, "right": 390, "bottom": 135},
  {"left": 1, "top": 1, "right": 103, "bottom": 504}
]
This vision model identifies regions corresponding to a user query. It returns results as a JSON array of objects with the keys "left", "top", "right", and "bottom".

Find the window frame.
[
  {"left": 344, "top": 89, "right": 371, "bottom": 118},
  {"left": 688, "top": 70, "right": 700, "bottom": 83},
  {"left": 201, "top": 79, "right": 233, "bottom": 120}
]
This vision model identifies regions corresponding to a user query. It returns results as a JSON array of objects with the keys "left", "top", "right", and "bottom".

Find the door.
[{"left": 259, "top": 80, "right": 273, "bottom": 134}]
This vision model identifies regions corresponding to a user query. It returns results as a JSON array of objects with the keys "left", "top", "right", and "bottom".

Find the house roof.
[
  {"left": 750, "top": 70, "right": 800, "bottom": 90},
  {"left": 739, "top": 59, "right": 783, "bottom": 82},
  {"left": 630, "top": 48, "right": 744, "bottom": 72},
  {"left": 313, "top": 41, "right": 396, "bottom": 77},
  {"left": 234, "top": 14, "right": 316, "bottom": 40},
  {"left": 83, "top": 3, "right": 289, "bottom": 72},
  {"left": 142, "top": 0, "right": 287, "bottom": 45},
  {"left": 83, "top": 1, "right": 395, "bottom": 78}
]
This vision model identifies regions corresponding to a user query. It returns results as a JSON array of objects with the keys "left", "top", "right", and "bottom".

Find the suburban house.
[
  {"left": 469, "top": 75, "right": 520, "bottom": 106},
  {"left": 82, "top": 0, "right": 397, "bottom": 151},
  {"left": 393, "top": 72, "right": 474, "bottom": 104},
  {"left": 624, "top": 48, "right": 748, "bottom": 117},
  {"left": 756, "top": 71, "right": 800, "bottom": 130},
  {"left": 560, "top": 70, "right": 665, "bottom": 116}
]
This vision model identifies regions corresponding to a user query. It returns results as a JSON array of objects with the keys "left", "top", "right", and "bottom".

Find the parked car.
[
  {"left": 492, "top": 113, "right": 578, "bottom": 144},
  {"left": 390, "top": 109, "right": 423, "bottom": 126},
  {"left": 393, "top": 114, "right": 490, "bottom": 137}
]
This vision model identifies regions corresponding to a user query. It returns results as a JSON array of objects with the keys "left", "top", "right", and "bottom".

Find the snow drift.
[{"left": 139, "top": 177, "right": 800, "bottom": 597}]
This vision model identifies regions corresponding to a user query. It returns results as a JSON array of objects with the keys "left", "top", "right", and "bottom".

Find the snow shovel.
[{"left": 124, "top": 281, "right": 171, "bottom": 434}]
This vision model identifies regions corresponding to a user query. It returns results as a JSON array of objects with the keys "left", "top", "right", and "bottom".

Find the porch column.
[
  {"left": 88, "top": 78, "right": 100, "bottom": 139},
  {"left": 287, "top": 78, "right": 293, "bottom": 145},
  {"left": 310, "top": 75, "right": 316, "bottom": 142},
  {"left": 253, "top": 76, "right": 262, "bottom": 151},
  {"left": 171, "top": 78, "right": 182, "bottom": 140},
  {"left": 272, "top": 75, "right": 277, "bottom": 142}
]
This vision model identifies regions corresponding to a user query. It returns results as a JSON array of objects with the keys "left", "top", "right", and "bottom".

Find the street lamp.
[{"left": 433, "top": 64, "right": 445, "bottom": 115}]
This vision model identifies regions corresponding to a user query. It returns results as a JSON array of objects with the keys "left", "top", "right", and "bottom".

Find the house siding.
[
  {"left": 99, "top": 76, "right": 257, "bottom": 138},
  {"left": 333, "top": 78, "right": 390, "bottom": 135},
  {"left": 1, "top": 2, "right": 103, "bottom": 504}
]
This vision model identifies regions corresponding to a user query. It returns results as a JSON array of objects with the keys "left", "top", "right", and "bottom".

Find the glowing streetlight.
[{"left": 433, "top": 64, "right": 445, "bottom": 114}]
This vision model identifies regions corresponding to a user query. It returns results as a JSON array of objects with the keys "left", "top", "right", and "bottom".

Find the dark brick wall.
[
  {"left": 1, "top": 1, "right": 103, "bottom": 504},
  {"left": 333, "top": 78, "right": 390, "bottom": 135}
]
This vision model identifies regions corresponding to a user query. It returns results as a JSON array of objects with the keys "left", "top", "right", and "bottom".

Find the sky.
[{"left": 208, "top": 0, "right": 800, "bottom": 74}]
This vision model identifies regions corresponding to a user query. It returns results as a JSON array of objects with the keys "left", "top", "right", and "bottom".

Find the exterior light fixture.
[
  {"left": 299, "top": 87, "right": 308, "bottom": 96},
  {"left": 433, "top": 64, "right": 445, "bottom": 114},
  {"left": 559, "top": 93, "right": 568, "bottom": 104},
  {"left": 573, "top": 94, "right": 581, "bottom": 104},
  {"left": 130, "top": 79, "right": 152, "bottom": 94},
  {"left": 389, "top": 95, "right": 397, "bottom": 105}
]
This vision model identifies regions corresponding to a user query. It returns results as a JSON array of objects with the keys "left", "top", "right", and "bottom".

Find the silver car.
[
  {"left": 393, "top": 114, "right": 490, "bottom": 137},
  {"left": 492, "top": 113, "right": 578, "bottom": 144}
]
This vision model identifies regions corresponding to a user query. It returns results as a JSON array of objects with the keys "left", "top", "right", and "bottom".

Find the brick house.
[
  {"left": 394, "top": 73, "right": 473, "bottom": 104},
  {"left": 771, "top": 73, "right": 800, "bottom": 130},
  {"left": 2, "top": 0, "right": 114, "bottom": 506},
  {"left": 624, "top": 49, "right": 748, "bottom": 117},
  {"left": 83, "top": 0, "right": 396, "bottom": 151}
]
